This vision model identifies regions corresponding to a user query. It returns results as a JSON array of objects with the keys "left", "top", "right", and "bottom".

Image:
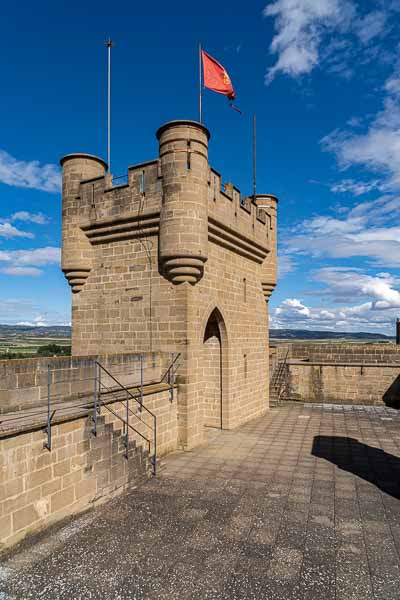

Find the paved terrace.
[{"left": 1, "top": 403, "right": 400, "bottom": 600}]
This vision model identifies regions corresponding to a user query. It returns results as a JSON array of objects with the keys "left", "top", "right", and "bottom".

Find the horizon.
[
  {"left": 1, "top": 0, "right": 400, "bottom": 334},
  {"left": 0, "top": 322, "right": 394, "bottom": 339}
]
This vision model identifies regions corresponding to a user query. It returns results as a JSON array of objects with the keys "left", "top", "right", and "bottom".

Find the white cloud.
[
  {"left": 16, "top": 315, "right": 48, "bottom": 327},
  {"left": 0, "top": 223, "right": 34, "bottom": 239},
  {"left": 0, "top": 211, "right": 49, "bottom": 239},
  {"left": 263, "top": 2, "right": 399, "bottom": 83},
  {"left": 0, "top": 267, "right": 42, "bottom": 277},
  {"left": 313, "top": 267, "right": 400, "bottom": 307},
  {"left": 8, "top": 211, "right": 49, "bottom": 225},
  {"left": 271, "top": 294, "right": 399, "bottom": 334},
  {"left": 286, "top": 195, "right": 400, "bottom": 267},
  {"left": 0, "top": 247, "right": 61, "bottom": 277},
  {"left": 0, "top": 150, "right": 61, "bottom": 193},
  {"left": 0, "top": 299, "right": 69, "bottom": 326},
  {"left": 278, "top": 253, "right": 296, "bottom": 277},
  {"left": 322, "top": 69, "right": 400, "bottom": 191},
  {"left": 264, "top": 0, "right": 355, "bottom": 83},
  {"left": 355, "top": 10, "right": 387, "bottom": 45},
  {"left": 330, "top": 178, "right": 382, "bottom": 196},
  {"left": 271, "top": 266, "right": 400, "bottom": 334}
]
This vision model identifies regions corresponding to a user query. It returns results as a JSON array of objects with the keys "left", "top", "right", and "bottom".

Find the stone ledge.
[{"left": 0, "top": 382, "right": 176, "bottom": 439}]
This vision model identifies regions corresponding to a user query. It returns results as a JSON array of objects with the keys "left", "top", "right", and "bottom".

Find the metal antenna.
[
  {"left": 253, "top": 114, "right": 257, "bottom": 201},
  {"left": 105, "top": 38, "right": 113, "bottom": 172},
  {"left": 199, "top": 43, "right": 203, "bottom": 123}
]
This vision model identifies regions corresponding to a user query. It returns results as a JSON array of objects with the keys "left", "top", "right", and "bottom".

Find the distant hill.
[
  {"left": 270, "top": 329, "right": 394, "bottom": 341},
  {"left": 0, "top": 324, "right": 393, "bottom": 342},
  {"left": 0, "top": 325, "right": 71, "bottom": 338}
]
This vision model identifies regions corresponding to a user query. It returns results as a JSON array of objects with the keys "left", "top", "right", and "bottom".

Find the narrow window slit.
[
  {"left": 187, "top": 140, "right": 191, "bottom": 170},
  {"left": 141, "top": 171, "right": 146, "bottom": 196}
]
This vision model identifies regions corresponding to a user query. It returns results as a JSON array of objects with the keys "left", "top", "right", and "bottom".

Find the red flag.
[{"left": 201, "top": 50, "right": 236, "bottom": 101}]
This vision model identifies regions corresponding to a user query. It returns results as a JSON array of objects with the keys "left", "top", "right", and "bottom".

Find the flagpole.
[
  {"left": 105, "top": 38, "right": 113, "bottom": 172},
  {"left": 253, "top": 114, "right": 257, "bottom": 201},
  {"left": 199, "top": 43, "right": 203, "bottom": 123}
]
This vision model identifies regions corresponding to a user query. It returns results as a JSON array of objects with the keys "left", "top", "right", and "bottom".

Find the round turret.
[
  {"left": 60, "top": 153, "right": 107, "bottom": 293},
  {"left": 157, "top": 120, "right": 210, "bottom": 285},
  {"left": 255, "top": 194, "right": 278, "bottom": 302}
]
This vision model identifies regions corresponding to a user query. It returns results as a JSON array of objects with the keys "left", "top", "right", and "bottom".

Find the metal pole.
[
  {"left": 153, "top": 414, "right": 157, "bottom": 476},
  {"left": 253, "top": 114, "right": 257, "bottom": 201},
  {"left": 140, "top": 354, "right": 144, "bottom": 412},
  {"left": 396, "top": 319, "right": 400, "bottom": 345},
  {"left": 169, "top": 352, "right": 174, "bottom": 403},
  {"left": 44, "top": 364, "right": 51, "bottom": 450},
  {"left": 199, "top": 43, "right": 202, "bottom": 124},
  {"left": 98, "top": 362, "right": 101, "bottom": 413},
  {"left": 105, "top": 38, "right": 113, "bottom": 172},
  {"left": 125, "top": 389, "right": 129, "bottom": 459},
  {"left": 92, "top": 361, "right": 98, "bottom": 436}
]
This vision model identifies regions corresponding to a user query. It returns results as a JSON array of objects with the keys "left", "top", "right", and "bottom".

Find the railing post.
[
  {"left": 44, "top": 364, "right": 51, "bottom": 450},
  {"left": 92, "top": 361, "right": 98, "bottom": 436},
  {"left": 124, "top": 389, "right": 129, "bottom": 459},
  {"left": 169, "top": 352, "right": 174, "bottom": 403},
  {"left": 140, "top": 354, "right": 144, "bottom": 412},
  {"left": 98, "top": 362, "right": 101, "bottom": 413},
  {"left": 153, "top": 414, "right": 157, "bottom": 476}
]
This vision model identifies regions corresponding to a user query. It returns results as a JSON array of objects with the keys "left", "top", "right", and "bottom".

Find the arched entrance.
[{"left": 202, "top": 308, "right": 225, "bottom": 429}]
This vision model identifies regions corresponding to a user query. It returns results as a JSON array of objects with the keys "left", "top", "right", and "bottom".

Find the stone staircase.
[{"left": 91, "top": 413, "right": 154, "bottom": 497}]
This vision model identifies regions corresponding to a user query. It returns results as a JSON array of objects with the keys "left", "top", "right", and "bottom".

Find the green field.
[{"left": 0, "top": 334, "right": 71, "bottom": 358}]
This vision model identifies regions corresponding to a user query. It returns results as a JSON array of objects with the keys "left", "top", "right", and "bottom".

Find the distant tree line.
[{"left": 0, "top": 345, "right": 71, "bottom": 360}]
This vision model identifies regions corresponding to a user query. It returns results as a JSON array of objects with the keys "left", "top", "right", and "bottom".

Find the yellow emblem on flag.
[{"left": 223, "top": 70, "right": 231, "bottom": 86}]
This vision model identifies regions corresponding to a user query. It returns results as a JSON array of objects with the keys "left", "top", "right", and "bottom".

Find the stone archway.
[{"left": 202, "top": 308, "right": 226, "bottom": 429}]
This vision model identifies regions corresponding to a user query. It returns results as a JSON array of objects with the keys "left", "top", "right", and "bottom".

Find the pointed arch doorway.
[{"left": 202, "top": 308, "right": 227, "bottom": 429}]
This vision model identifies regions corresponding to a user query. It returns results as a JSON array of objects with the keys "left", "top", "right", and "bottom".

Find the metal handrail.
[
  {"left": 271, "top": 348, "right": 289, "bottom": 405},
  {"left": 160, "top": 352, "right": 181, "bottom": 403},
  {"left": 94, "top": 359, "right": 157, "bottom": 475},
  {"left": 2, "top": 353, "right": 181, "bottom": 476},
  {"left": 100, "top": 397, "right": 152, "bottom": 459},
  {"left": 98, "top": 380, "right": 154, "bottom": 432},
  {"left": 95, "top": 361, "right": 155, "bottom": 418},
  {"left": 160, "top": 352, "right": 181, "bottom": 383}
]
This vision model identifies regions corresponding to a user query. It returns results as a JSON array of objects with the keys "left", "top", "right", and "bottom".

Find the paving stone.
[{"left": 2, "top": 404, "right": 400, "bottom": 599}]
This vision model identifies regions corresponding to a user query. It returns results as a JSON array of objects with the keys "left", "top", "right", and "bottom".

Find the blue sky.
[{"left": 1, "top": 0, "right": 400, "bottom": 333}]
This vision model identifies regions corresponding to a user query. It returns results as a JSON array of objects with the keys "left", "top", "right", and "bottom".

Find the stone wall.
[
  {"left": 0, "top": 388, "right": 177, "bottom": 552},
  {"left": 0, "top": 352, "right": 171, "bottom": 415},
  {"left": 286, "top": 362, "right": 400, "bottom": 406},
  {"left": 273, "top": 343, "right": 400, "bottom": 406},
  {"left": 290, "top": 342, "right": 400, "bottom": 364}
]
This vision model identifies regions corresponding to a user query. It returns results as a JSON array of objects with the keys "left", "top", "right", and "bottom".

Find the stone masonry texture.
[
  {"left": 0, "top": 388, "right": 176, "bottom": 551},
  {"left": 270, "top": 343, "right": 400, "bottom": 406},
  {"left": 60, "top": 119, "right": 278, "bottom": 450},
  {"left": 2, "top": 403, "right": 400, "bottom": 600}
]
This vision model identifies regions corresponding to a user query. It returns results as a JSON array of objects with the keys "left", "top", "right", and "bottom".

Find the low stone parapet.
[
  {"left": 286, "top": 360, "right": 400, "bottom": 406},
  {"left": 0, "top": 384, "right": 178, "bottom": 552},
  {"left": 0, "top": 352, "right": 174, "bottom": 415}
]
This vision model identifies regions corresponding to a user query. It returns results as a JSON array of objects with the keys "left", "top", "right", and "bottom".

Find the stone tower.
[{"left": 60, "top": 120, "right": 278, "bottom": 449}]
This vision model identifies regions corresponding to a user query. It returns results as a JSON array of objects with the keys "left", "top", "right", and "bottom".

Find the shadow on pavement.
[
  {"left": 383, "top": 375, "right": 400, "bottom": 409},
  {"left": 312, "top": 435, "right": 400, "bottom": 500}
]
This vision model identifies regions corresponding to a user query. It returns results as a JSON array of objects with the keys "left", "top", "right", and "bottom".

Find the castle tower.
[
  {"left": 60, "top": 121, "right": 278, "bottom": 450},
  {"left": 157, "top": 120, "right": 210, "bottom": 285}
]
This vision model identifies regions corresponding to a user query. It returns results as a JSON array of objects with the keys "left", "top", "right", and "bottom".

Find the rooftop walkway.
[{"left": 1, "top": 403, "right": 400, "bottom": 599}]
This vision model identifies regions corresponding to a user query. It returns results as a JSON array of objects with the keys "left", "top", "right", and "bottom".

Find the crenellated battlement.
[
  {"left": 71, "top": 163, "right": 275, "bottom": 273},
  {"left": 61, "top": 119, "right": 277, "bottom": 295},
  {"left": 60, "top": 119, "right": 279, "bottom": 449}
]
